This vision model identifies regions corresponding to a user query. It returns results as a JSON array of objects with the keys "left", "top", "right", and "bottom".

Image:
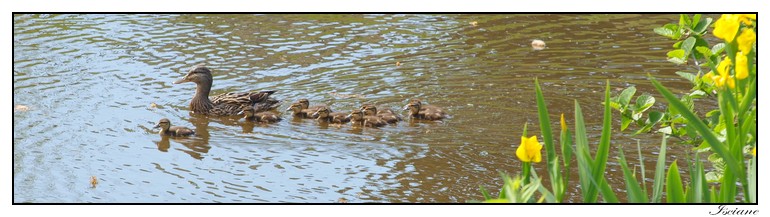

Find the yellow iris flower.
[
  {"left": 714, "top": 57, "right": 735, "bottom": 89},
  {"left": 735, "top": 52, "right": 749, "bottom": 80},
  {"left": 737, "top": 28, "right": 756, "bottom": 54},
  {"left": 560, "top": 113, "right": 567, "bottom": 132},
  {"left": 516, "top": 135, "right": 542, "bottom": 163},
  {"left": 739, "top": 14, "right": 756, "bottom": 25},
  {"left": 713, "top": 14, "right": 740, "bottom": 42}
]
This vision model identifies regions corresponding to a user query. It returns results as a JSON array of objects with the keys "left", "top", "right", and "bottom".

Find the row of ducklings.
[
  {"left": 244, "top": 99, "right": 447, "bottom": 127},
  {"left": 154, "top": 99, "right": 446, "bottom": 137}
]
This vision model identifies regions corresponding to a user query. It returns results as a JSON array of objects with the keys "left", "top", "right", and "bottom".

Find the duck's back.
[{"left": 168, "top": 126, "right": 195, "bottom": 136}]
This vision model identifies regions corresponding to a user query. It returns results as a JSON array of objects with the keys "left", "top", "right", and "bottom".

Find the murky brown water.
[{"left": 14, "top": 14, "right": 711, "bottom": 203}]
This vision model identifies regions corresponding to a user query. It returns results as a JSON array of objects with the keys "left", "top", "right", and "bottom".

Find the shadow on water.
[{"left": 13, "top": 14, "right": 712, "bottom": 203}]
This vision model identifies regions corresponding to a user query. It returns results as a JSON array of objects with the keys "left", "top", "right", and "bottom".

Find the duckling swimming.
[
  {"left": 154, "top": 118, "right": 195, "bottom": 137},
  {"left": 361, "top": 104, "right": 401, "bottom": 124},
  {"left": 312, "top": 106, "right": 350, "bottom": 124},
  {"left": 403, "top": 99, "right": 447, "bottom": 121},
  {"left": 347, "top": 109, "right": 388, "bottom": 127},
  {"left": 240, "top": 107, "right": 282, "bottom": 123}
]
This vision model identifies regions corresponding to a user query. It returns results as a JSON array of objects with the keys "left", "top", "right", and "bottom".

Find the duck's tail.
[{"left": 251, "top": 90, "right": 280, "bottom": 112}]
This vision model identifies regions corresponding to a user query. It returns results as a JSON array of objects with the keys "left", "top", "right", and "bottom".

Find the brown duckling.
[
  {"left": 347, "top": 110, "right": 388, "bottom": 127},
  {"left": 154, "top": 118, "right": 195, "bottom": 137},
  {"left": 286, "top": 102, "right": 317, "bottom": 118},
  {"left": 403, "top": 99, "right": 447, "bottom": 120},
  {"left": 298, "top": 99, "right": 327, "bottom": 113},
  {"left": 312, "top": 106, "right": 350, "bottom": 124},
  {"left": 239, "top": 107, "right": 282, "bottom": 123},
  {"left": 173, "top": 64, "right": 280, "bottom": 116},
  {"left": 361, "top": 104, "right": 401, "bottom": 124}
]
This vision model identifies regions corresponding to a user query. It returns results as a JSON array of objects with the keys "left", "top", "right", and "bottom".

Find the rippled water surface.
[{"left": 14, "top": 14, "right": 705, "bottom": 203}]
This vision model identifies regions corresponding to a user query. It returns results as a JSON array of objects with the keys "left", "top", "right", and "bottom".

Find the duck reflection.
[{"left": 153, "top": 114, "right": 213, "bottom": 160}]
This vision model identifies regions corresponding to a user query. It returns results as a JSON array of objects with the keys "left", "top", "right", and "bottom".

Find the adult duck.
[
  {"left": 403, "top": 99, "right": 447, "bottom": 120},
  {"left": 173, "top": 64, "right": 279, "bottom": 116}
]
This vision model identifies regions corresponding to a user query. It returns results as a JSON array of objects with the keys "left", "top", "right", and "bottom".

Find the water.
[{"left": 14, "top": 14, "right": 706, "bottom": 203}]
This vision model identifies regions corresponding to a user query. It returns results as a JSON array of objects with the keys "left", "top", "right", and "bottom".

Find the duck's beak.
[
  {"left": 285, "top": 107, "right": 292, "bottom": 111},
  {"left": 173, "top": 77, "right": 188, "bottom": 84},
  {"left": 153, "top": 123, "right": 160, "bottom": 129},
  {"left": 311, "top": 111, "right": 320, "bottom": 118},
  {"left": 346, "top": 114, "right": 352, "bottom": 119},
  {"left": 402, "top": 105, "right": 410, "bottom": 111},
  {"left": 237, "top": 110, "right": 244, "bottom": 115}
]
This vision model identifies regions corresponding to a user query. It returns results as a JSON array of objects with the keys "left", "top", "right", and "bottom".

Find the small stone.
[
  {"left": 14, "top": 105, "right": 30, "bottom": 112},
  {"left": 531, "top": 39, "right": 546, "bottom": 51}
]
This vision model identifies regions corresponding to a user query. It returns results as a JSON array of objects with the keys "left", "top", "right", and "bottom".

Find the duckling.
[
  {"left": 239, "top": 107, "right": 282, "bottom": 123},
  {"left": 173, "top": 64, "right": 280, "bottom": 116},
  {"left": 286, "top": 102, "right": 317, "bottom": 118},
  {"left": 361, "top": 104, "right": 401, "bottom": 124},
  {"left": 403, "top": 99, "right": 447, "bottom": 120},
  {"left": 347, "top": 110, "right": 388, "bottom": 127},
  {"left": 154, "top": 118, "right": 195, "bottom": 137},
  {"left": 298, "top": 99, "right": 327, "bottom": 113},
  {"left": 312, "top": 106, "right": 350, "bottom": 124}
]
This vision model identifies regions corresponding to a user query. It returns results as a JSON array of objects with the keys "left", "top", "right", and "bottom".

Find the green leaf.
[
  {"left": 693, "top": 17, "right": 712, "bottom": 34},
  {"left": 748, "top": 157, "right": 756, "bottom": 203},
  {"left": 691, "top": 14, "right": 701, "bottom": 29},
  {"left": 479, "top": 185, "right": 492, "bottom": 200},
  {"left": 615, "top": 86, "right": 636, "bottom": 111},
  {"left": 634, "top": 94, "right": 655, "bottom": 113},
  {"left": 666, "top": 160, "right": 685, "bottom": 203},
  {"left": 667, "top": 49, "right": 687, "bottom": 64},
  {"left": 618, "top": 148, "right": 648, "bottom": 202},
  {"left": 574, "top": 100, "right": 597, "bottom": 202},
  {"left": 621, "top": 116, "right": 632, "bottom": 131},
  {"left": 711, "top": 43, "right": 726, "bottom": 55},
  {"left": 651, "top": 134, "right": 667, "bottom": 203},
  {"left": 681, "top": 37, "right": 696, "bottom": 57},
  {"left": 654, "top": 25, "right": 677, "bottom": 39},
  {"left": 534, "top": 79, "right": 557, "bottom": 194},
  {"left": 695, "top": 46, "right": 712, "bottom": 58},
  {"left": 675, "top": 71, "right": 697, "bottom": 84}
]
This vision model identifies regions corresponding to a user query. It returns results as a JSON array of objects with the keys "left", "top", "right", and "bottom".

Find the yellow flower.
[
  {"left": 739, "top": 14, "right": 756, "bottom": 25},
  {"left": 713, "top": 14, "right": 740, "bottom": 42},
  {"left": 713, "top": 74, "right": 735, "bottom": 89},
  {"left": 735, "top": 52, "right": 749, "bottom": 80},
  {"left": 717, "top": 57, "right": 732, "bottom": 77},
  {"left": 702, "top": 71, "right": 715, "bottom": 83},
  {"left": 752, "top": 147, "right": 756, "bottom": 156},
  {"left": 737, "top": 28, "right": 756, "bottom": 53},
  {"left": 560, "top": 113, "right": 567, "bottom": 132},
  {"left": 516, "top": 135, "right": 542, "bottom": 163}
]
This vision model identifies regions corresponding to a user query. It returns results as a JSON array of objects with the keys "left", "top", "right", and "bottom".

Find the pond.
[{"left": 13, "top": 14, "right": 706, "bottom": 203}]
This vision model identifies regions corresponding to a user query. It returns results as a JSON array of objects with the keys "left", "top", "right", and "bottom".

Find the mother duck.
[{"left": 174, "top": 64, "right": 280, "bottom": 116}]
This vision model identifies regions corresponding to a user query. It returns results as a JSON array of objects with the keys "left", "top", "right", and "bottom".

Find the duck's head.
[
  {"left": 286, "top": 102, "right": 304, "bottom": 113},
  {"left": 298, "top": 99, "right": 310, "bottom": 109},
  {"left": 173, "top": 64, "right": 212, "bottom": 85},
  {"left": 312, "top": 106, "right": 331, "bottom": 119},
  {"left": 154, "top": 118, "right": 171, "bottom": 130},
  {"left": 238, "top": 107, "right": 255, "bottom": 118},
  {"left": 360, "top": 104, "right": 377, "bottom": 116},
  {"left": 403, "top": 99, "right": 422, "bottom": 114},
  {"left": 347, "top": 109, "right": 364, "bottom": 121}
]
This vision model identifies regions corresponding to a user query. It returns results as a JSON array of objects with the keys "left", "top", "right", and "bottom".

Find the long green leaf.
[
  {"left": 591, "top": 81, "right": 613, "bottom": 194},
  {"left": 651, "top": 134, "right": 668, "bottom": 203},
  {"left": 748, "top": 156, "right": 756, "bottom": 203},
  {"left": 534, "top": 78, "right": 559, "bottom": 200},
  {"left": 665, "top": 160, "right": 685, "bottom": 203},
  {"left": 618, "top": 147, "right": 648, "bottom": 202},
  {"left": 574, "top": 100, "right": 595, "bottom": 202},
  {"left": 649, "top": 76, "right": 742, "bottom": 183}
]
